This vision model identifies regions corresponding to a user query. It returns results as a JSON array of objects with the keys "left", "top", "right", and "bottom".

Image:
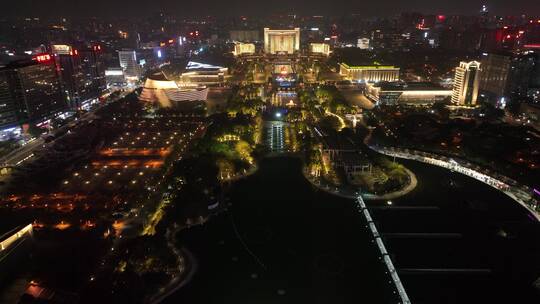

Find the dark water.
[
  {"left": 371, "top": 159, "right": 540, "bottom": 304},
  {"left": 166, "top": 155, "right": 540, "bottom": 304},
  {"left": 168, "top": 157, "right": 399, "bottom": 304}
]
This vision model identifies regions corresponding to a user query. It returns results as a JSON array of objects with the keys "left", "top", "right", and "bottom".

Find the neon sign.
[{"left": 35, "top": 54, "right": 52, "bottom": 63}]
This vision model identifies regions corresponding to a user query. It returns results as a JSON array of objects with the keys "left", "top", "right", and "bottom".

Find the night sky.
[{"left": 2, "top": 0, "right": 540, "bottom": 18}]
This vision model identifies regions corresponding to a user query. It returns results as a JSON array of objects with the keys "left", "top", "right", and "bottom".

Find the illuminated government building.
[
  {"left": 264, "top": 28, "right": 300, "bottom": 54},
  {"left": 339, "top": 63, "right": 400, "bottom": 83},
  {"left": 233, "top": 42, "right": 256, "bottom": 56},
  {"left": 309, "top": 43, "right": 331, "bottom": 56}
]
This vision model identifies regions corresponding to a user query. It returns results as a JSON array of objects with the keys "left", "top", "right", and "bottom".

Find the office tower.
[
  {"left": 507, "top": 50, "right": 540, "bottom": 102},
  {"left": 452, "top": 61, "right": 481, "bottom": 105},
  {"left": 0, "top": 57, "right": 66, "bottom": 134},
  {"left": 118, "top": 50, "right": 140, "bottom": 79},
  {"left": 51, "top": 45, "right": 85, "bottom": 108},
  {"left": 479, "top": 52, "right": 512, "bottom": 104}
]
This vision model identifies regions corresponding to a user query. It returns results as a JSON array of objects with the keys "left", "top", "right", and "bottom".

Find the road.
[
  {"left": 0, "top": 138, "right": 43, "bottom": 167},
  {"left": 0, "top": 90, "right": 133, "bottom": 169}
]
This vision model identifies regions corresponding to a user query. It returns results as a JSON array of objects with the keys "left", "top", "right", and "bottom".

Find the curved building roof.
[{"left": 143, "top": 72, "right": 179, "bottom": 90}]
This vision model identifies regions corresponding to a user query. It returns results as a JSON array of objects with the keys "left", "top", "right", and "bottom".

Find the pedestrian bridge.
[{"left": 0, "top": 224, "right": 33, "bottom": 260}]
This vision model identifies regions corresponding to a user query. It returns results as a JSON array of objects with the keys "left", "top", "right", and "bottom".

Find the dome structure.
[{"left": 139, "top": 72, "right": 208, "bottom": 107}]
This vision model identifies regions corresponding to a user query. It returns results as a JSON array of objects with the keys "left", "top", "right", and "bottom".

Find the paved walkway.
[
  {"left": 371, "top": 145, "right": 540, "bottom": 221},
  {"left": 362, "top": 167, "right": 418, "bottom": 200}
]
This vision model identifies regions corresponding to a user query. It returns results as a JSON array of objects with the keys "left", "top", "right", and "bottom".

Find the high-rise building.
[
  {"left": 0, "top": 71, "right": 23, "bottom": 135},
  {"left": 507, "top": 50, "right": 540, "bottom": 103},
  {"left": 264, "top": 28, "right": 300, "bottom": 54},
  {"left": 50, "top": 44, "right": 106, "bottom": 109},
  {"left": 0, "top": 57, "right": 66, "bottom": 134},
  {"left": 78, "top": 45, "right": 106, "bottom": 103},
  {"left": 452, "top": 61, "right": 481, "bottom": 106},
  {"left": 51, "top": 45, "right": 85, "bottom": 108},
  {"left": 118, "top": 50, "right": 140, "bottom": 79},
  {"left": 479, "top": 52, "right": 512, "bottom": 105}
]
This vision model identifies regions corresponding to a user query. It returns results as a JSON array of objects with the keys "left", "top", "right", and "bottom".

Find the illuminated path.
[
  {"left": 369, "top": 145, "right": 540, "bottom": 222},
  {"left": 265, "top": 121, "right": 286, "bottom": 153}
]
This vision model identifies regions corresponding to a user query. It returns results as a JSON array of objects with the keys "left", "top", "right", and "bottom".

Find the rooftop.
[{"left": 373, "top": 81, "right": 448, "bottom": 91}]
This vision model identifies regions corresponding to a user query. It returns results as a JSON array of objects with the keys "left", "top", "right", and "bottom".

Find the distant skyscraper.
[
  {"left": 0, "top": 57, "right": 66, "bottom": 134},
  {"left": 78, "top": 45, "right": 106, "bottom": 102},
  {"left": 0, "top": 71, "right": 23, "bottom": 135},
  {"left": 479, "top": 52, "right": 512, "bottom": 104},
  {"left": 118, "top": 50, "right": 140, "bottom": 79},
  {"left": 507, "top": 50, "right": 540, "bottom": 103},
  {"left": 51, "top": 45, "right": 85, "bottom": 108},
  {"left": 452, "top": 61, "right": 481, "bottom": 106}
]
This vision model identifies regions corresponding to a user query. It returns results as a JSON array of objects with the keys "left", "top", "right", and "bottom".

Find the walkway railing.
[
  {"left": 370, "top": 145, "right": 540, "bottom": 222},
  {"left": 356, "top": 196, "right": 411, "bottom": 304}
]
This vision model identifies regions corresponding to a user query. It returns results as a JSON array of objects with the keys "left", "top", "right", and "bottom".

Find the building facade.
[
  {"left": 233, "top": 43, "right": 256, "bottom": 56},
  {"left": 118, "top": 50, "right": 140, "bottom": 79},
  {"left": 51, "top": 45, "right": 85, "bottom": 108},
  {"left": 366, "top": 82, "right": 452, "bottom": 105},
  {"left": 179, "top": 61, "right": 228, "bottom": 86},
  {"left": 264, "top": 28, "right": 300, "bottom": 54},
  {"left": 507, "top": 50, "right": 540, "bottom": 103},
  {"left": 139, "top": 72, "right": 209, "bottom": 108},
  {"left": 230, "top": 30, "right": 260, "bottom": 42},
  {"left": 452, "top": 61, "right": 481, "bottom": 106},
  {"left": 0, "top": 58, "right": 66, "bottom": 135},
  {"left": 105, "top": 68, "right": 126, "bottom": 88},
  {"left": 339, "top": 63, "right": 400, "bottom": 83},
  {"left": 357, "top": 38, "right": 370, "bottom": 49},
  {"left": 478, "top": 52, "right": 512, "bottom": 105},
  {"left": 309, "top": 43, "right": 331, "bottom": 56},
  {"left": 78, "top": 46, "right": 106, "bottom": 102}
]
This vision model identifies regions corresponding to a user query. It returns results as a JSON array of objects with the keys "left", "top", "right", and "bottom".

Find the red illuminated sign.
[{"left": 35, "top": 54, "right": 51, "bottom": 63}]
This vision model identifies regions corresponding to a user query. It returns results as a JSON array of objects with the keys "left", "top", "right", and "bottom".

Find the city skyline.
[
  {"left": 0, "top": 3, "right": 539, "bottom": 304},
  {"left": 3, "top": 0, "right": 540, "bottom": 18}
]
